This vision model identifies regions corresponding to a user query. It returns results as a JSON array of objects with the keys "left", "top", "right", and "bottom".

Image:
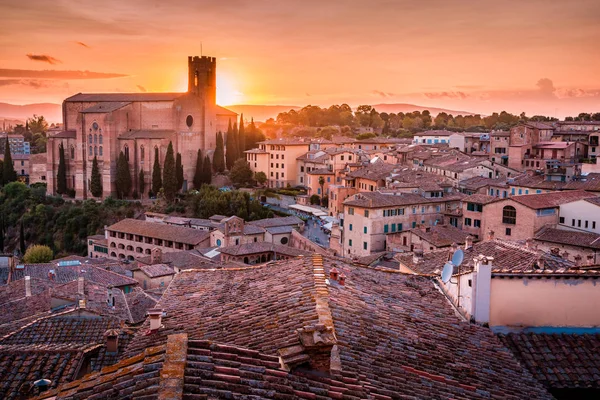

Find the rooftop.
[
  {"left": 65, "top": 92, "right": 184, "bottom": 102},
  {"left": 402, "top": 225, "right": 477, "bottom": 248},
  {"left": 247, "top": 216, "right": 304, "bottom": 228},
  {"left": 107, "top": 218, "right": 210, "bottom": 245},
  {"left": 534, "top": 227, "right": 600, "bottom": 250},
  {"left": 217, "top": 242, "right": 312, "bottom": 257},
  {"left": 138, "top": 263, "right": 175, "bottom": 278},
  {"left": 463, "top": 193, "right": 501, "bottom": 205},
  {"left": 509, "top": 190, "right": 596, "bottom": 209},
  {"left": 80, "top": 101, "right": 131, "bottom": 113},
  {"left": 344, "top": 190, "right": 463, "bottom": 208}
]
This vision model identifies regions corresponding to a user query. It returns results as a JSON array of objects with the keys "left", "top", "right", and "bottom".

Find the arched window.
[
  {"left": 94, "top": 146, "right": 98, "bottom": 156},
  {"left": 502, "top": 206, "right": 516, "bottom": 224},
  {"left": 99, "top": 146, "right": 103, "bottom": 156},
  {"left": 88, "top": 134, "right": 93, "bottom": 143},
  {"left": 99, "top": 134, "right": 103, "bottom": 145},
  {"left": 94, "top": 134, "right": 98, "bottom": 144},
  {"left": 70, "top": 145, "right": 75, "bottom": 159},
  {"left": 140, "top": 145, "right": 145, "bottom": 161},
  {"left": 89, "top": 146, "right": 92, "bottom": 156},
  {"left": 124, "top": 145, "right": 129, "bottom": 161},
  {"left": 110, "top": 252, "right": 116, "bottom": 257},
  {"left": 216, "top": 239, "right": 222, "bottom": 246}
]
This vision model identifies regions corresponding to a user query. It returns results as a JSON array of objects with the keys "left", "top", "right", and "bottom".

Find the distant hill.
[
  {"left": 224, "top": 105, "right": 300, "bottom": 123},
  {"left": 0, "top": 102, "right": 62, "bottom": 124},
  {"left": 371, "top": 103, "right": 477, "bottom": 116}
]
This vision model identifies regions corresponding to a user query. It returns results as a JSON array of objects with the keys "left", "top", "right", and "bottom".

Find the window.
[
  {"left": 327, "top": 177, "right": 330, "bottom": 183},
  {"left": 511, "top": 188, "right": 515, "bottom": 195},
  {"left": 421, "top": 206, "right": 425, "bottom": 213},
  {"left": 593, "top": 221, "right": 596, "bottom": 229},
  {"left": 398, "top": 223, "right": 402, "bottom": 231},
  {"left": 464, "top": 218, "right": 472, "bottom": 226},
  {"left": 537, "top": 208, "right": 555, "bottom": 216},
  {"left": 585, "top": 221, "right": 589, "bottom": 229},
  {"left": 70, "top": 145, "right": 75, "bottom": 159},
  {"left": 363, "top": 242, "right": 367, "bottom": 250},
  {"left": 94, "top": 146, "right": 98, "bottom": 156},
  {"left": 89, "top": 146, "right": 93, "bottom": 156},
  {"left": 578, "top": 220, "right": 582, "bottom": 227},
  {"left": 412, "top": 221, "right": 416, "bottom": 228},
  {"left": 124, "top": 145, "right": 130, "bottom": 161},
  {"left": 505, "top": 227, "right": 512, "bottom": 236},
  {"left": 391, "top": 223, "right": 396, "bottom": 232},
  {"left": 282, "top": 155, "right": 284, "bottom": 159},
  {"left": 276, "top": 154, "right": 279, "bottom": 159},
  {"left": 384, "top": 224, "right": 389, "bottom": 233},
  {"left": 348, "top": 208, "right": 354, "bottom": 215},
  {"left": 140, "top": 145, "right": 145, "bottom": 161},
  {"left": 474, "top": 219, "right": 481, "bottom": 228},
  {"left": 88, "top": 134, "right": 93, "bottom": 143},
  {"left": 341, "top": 155, "right": 344, "bottom": 161},
  {"left": 271, "top": 154, "right": 273, "bottom": 159},
  {"left": 412, "top": 207, "right": 417, "bottom": 214},
  {"left": 364, "top": 210, "right": 369, "bottom": 217},
  {"left": 271, "top": 163, "right": 274, "bottom": 168},
  {"left": 466, "top": 203, "right": 483, "bottom": 212},
  {"left": 363, "top": 226, "right": 367, "bottom": 234},
  {"left": 572, "top": 219, "right": 575, "bottom": 226},
  {"left": 502, "top": 206, "right": 516, "bottom": 224},
  {"left": 216, "top": 239, "right": 221, "bottom": 246},
  {"left": 301, "top": 166, "right": 304, "bottom": 172},
  {"left": 559, "top": 217, "right": 565, "bottom": 224},
  {"left": 99, "top": 134, "right": 103, "bottom": 145},
  {"left": 348, "top": 239, "right": 352, "bottom": 246}
]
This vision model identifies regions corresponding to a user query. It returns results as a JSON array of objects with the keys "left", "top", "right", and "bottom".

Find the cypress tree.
[
  {"left": 203, "top": 155, "right": 212, "bottom": 185},
  {"left": 231, "top": 121, "right": 240, "bottom": 162},
  {"left": 152, "top": 147, "right": 162, "bottom": 195},
  {"left": 56, "top": 142, "right": 67, "bottom": 194},
  {"left": 90, "top": 156, "right": 102, "bottom": 197},
  {"left": 2, "top": 138, "right": 17, "bottom": 184},
  {"left": 162, "top": 141, "right": 177, "bottom": 201},
  {"left": 193, "top": 149, "right": 203, "bottom": 189},
  {"left": 0, "top": 216, "right": 4, "bottom": 253},
  {"left": 213, "top": 132, "right": 225, "bottom": 173},
  {"left": 225, "top": 119, "right": 235, "bottom": 170},
  {"left": 139, "top": 169, "right": 145, "bottom": 198},
  {"left": 238, "top": 114, "right": 246, "bottom": 155},
  {"left": 116, "top": 152, "right": 131, "bottom": 199},
  {"left": 19, "top": 219, "right": 26, "bottom": 255},
  {"left": 176, "top": 153, "right": 184, "bottom": 191}
]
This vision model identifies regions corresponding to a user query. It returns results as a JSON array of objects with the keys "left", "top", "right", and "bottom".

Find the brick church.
[{"left": 46, "top": 56, "right": 237, "bottom": 199}]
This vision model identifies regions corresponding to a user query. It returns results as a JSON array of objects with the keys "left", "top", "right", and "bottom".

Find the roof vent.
[
  {"left": 33, "top": 379, "right": 51, "bottom": 393},
  {"left": 104, "top": 329, "right": 120, "bottom": 354},
  {"left": 148, "top": 308, "right": 164, "bottom": 332}
]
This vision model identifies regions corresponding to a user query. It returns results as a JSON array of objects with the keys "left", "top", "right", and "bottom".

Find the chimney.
[
  {"left": 464, "top": 236, "right": 473, "bottom": 250},
  {"left": 574, "top": 255, "right": 582, "bottom": 266},
  {"left": 25, "top": 276, "right": 31, "bottom": 297},
  {"left": 78, "top": 277, "right": 84, "bottom": 296},
  {"left": 412, "top": 247, "right": 424, "bottom": 264},
  {"left": 104, "top": 329, "right": 120, "bottom": 354},
  {"left": 587, "top": 255, "right": 595, "bottom": 266},
  {"left": 33, "top": 379, "right": 51, "bottom": 394},
  {"left": 104, "top": 225, "right": 109, "bottom": 239},
  {"left": 487, "top": 230, "right": 495, "bottom": 241},
  {"left": 148, "top": 308, "right": 163, "bottom": 331},
  {"left": 151, "top": 248, "right": 162, "bottom": 264},
  {"left": 329, "top": 267, "right": 339, "bottom": 281},
  {"left": 525, "top": 238, "right": 533, "bottom": 249},
  {"left": 338, "top": 273, "right": 346, "bottom": 286},
  {"left": 297, "top": 324, "right": 337, "bottom": 372},
  {"left": 561, "top": 250, "right": 570, "bottom": 260},
  {"left": 472, "top": 255, "right": 493, "bottom": 324}
]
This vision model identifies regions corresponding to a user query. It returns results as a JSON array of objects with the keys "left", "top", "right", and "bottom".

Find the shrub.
[{"left": 23, "top": 245, "right": 54, "bottom": 263}]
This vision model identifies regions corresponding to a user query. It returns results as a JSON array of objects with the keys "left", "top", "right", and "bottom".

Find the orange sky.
[{"left": 1, "top": 0, "right": 599, "bottom": 117}]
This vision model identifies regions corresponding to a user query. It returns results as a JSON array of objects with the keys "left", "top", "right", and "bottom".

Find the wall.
[
  {"left": 289, "top": 229, "right": 331, "bottom": 256},
  {"left": 558, "top": 200, "right": 600, "bottom": 234},
  {"left": 133, "top": 270, "right": 173, "bottom": 290},
  {"left": 482, "top": 199, "right": 557, "bottom": 241}
]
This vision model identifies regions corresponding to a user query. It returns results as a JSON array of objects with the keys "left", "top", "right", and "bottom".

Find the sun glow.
[{"left": 217, "top": 72, "right": 243, "bottom": 106}]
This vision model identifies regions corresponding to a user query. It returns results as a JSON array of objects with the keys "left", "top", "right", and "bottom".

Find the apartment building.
[{"left": 245, "top": 138, "right": 310, "bottom": 188}]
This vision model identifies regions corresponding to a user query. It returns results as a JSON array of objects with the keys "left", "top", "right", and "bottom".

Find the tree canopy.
[
  {"left": 229, "top": 159, "right": 253, "bottom": 187},
  {"left": 162, "top": 142, "right": 177, "bottom": 201},
  {"left": 116, "top": 152, "right": 132, "bottom": 199},
  {"left": 23, "top": 244, "right": 53, "bottom": 263},
  {"left": 152, "top": 147, "right": 162, "bottom": 196},
  {"left": 90, "top": 156, "right": 102, "bottom": 197}
]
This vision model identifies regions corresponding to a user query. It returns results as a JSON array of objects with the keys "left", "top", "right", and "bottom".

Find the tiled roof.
[
  {"left": 424, "top": 152, "right": 486, "bottom": 172},
  {"left": 215, "top": 222, "right": 265, "bottom": 235},
  {"left": 523, "top": 121, "right": 554, "bottom": 130},
  {"left": 346, "top": 162, "right": 395, "bottom": 180},
  {"left": 510, "top": 190, "right": 596, "bottom": 209},
  {"left": 534, "top": 227, "right": 600, "bottom": 250},
  {"left": 463, "top": 193, "right": 501, "bottom": 205},
  {"left": 123, "top": 287, "right": 158, "bottom": 324},
  {"left": 80, "top": 101, "right": 130, "bottom": 113},
  {"left": 139, "top": 263, "right": 175, "bottom": 278},
  {"left": 247, "top": 216, "right": 304, "bottom": 228},
  {"left": 107, "top": 218, "right": 210, "bottom": 245},
  {"left": 459, "top": 176, "right": 508, "bottom": 190},
  {"left": 416, "top": 129, "right": 455, "bottom": 137},
  {"left": 498, "top": 332, "right": 600, "bottom": 390},
  {"left": 585, "top": 196, "right": 600, "bottom": 206},
  {"left": 259, "top": 138, "right": 311, "bottom": 145},
  {"left": 407, "top": 225, "right": 477, "bottom": 247},
  {"left": 50, "top": 130, "right": 76, "bottom": 139},
  {"left": 65, "top": 92, "right": 184, "bottom": 102},
  {"left": 307, "top": 168, "right": 335, "bottom": 175},
  {"left": 265, "top": 225, "right": 295, "bottom": 235},
  {"left": 137, "top": 250, "right": 217, "bottom": 270},
  {"left": 343, "top": 190, "right": 463, "bottom": 208},
  {"left": 8, "top": 263, "right": 138, "bottom": 288},
  {"left": 511, "top": 172, "right": 600, "bottom": 192},
  {"left": 396, "top": 239, "right": 589, "bottom": 277},
  {"left": 218, "top": 242, "right": 312, "bottom": 257}
]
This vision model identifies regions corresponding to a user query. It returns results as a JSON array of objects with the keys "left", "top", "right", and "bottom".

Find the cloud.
[
  {"left": 372, "top": 90, "right": 394, "bottom": 98},
  {"left": 0, "top": 69, "right": 127, "bottom": 80},
  {"left": 536, "top": 78, "right": 556, "bottom": 97},
  {"left": 136, "top": 85, "right": 147, "bottom": 92},
  {"left": 0, "top": 79, "right": 52, "bottom": 89},
  {"left": 423, "top": 91, "right": 468, "bottom": 99},
  {"left": 26, "top": 54, "right": 62, "bottom": 64},
  {"left": 74, "top": 41, "right": 90, "bottom": 48}
]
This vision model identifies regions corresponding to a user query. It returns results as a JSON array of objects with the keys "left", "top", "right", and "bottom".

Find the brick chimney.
[
  {"left": 561, "top": 250, "right": 570, "bottom": 260},
  {"left": 78, "top": 277, "right": 84, "bottom": 296},
  {"left": 104, "top": 329, "right": 120, "bottom": 353},
  {"left": 586, "top": 255, "right": 595, "bottom": 266},
  {"left": 472, "top": 255, "right": 493, "bottom": 324},
  {"left": 151, "top": 248, "right": 162, "bottom": 264},
  {"left": 412, "top": 247, "right": 424, "bottom": 264},
  {"left": 148, "top": 308, "right": 164, "bottom": 331},
  {"left": 487, "top": 230, "right": 495, "bottom": 240},
  {"left": 25, "top": 275, "right": 31, "bottom": 297},
  {"left": 464, "top": 236, "right": 473, "bottom": 250},
  {"left": 297, "top": 324, "right": 337, "bottom": 372}
]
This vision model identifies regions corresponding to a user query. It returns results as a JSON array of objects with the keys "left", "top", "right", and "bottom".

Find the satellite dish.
[
  {"left": 441, "top": 262, "right": 453, "bottom": 283},
  {"left": 452, "top": 249, "right": 464, "bottom": 267}
]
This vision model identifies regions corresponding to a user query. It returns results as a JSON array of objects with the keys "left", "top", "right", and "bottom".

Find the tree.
[
  {"left": 318, "top": 176, "right": 325, "bottom": 202},
  {"left": 202, "top": 155, "right": 212, "bottom": 185},
  {"left": 152, "top": 147, "right": 162, "bottom": 195},
  {"left": 225, "top": 119, "right": 235, "bottom": 170},
  {"left": 310, "top": 194, "right": 321, "bottom": 205},
  {"left": 27, "top": 115, "right": 48, "bottom": 135},
  {"left": 2, "top": 137, "right": 17, "bottom": 185},
  {"left": 176, "top": 153, "right": 184, "bottom": 191},
  {"left": 0, "top": 216, "right": 4, "bottom": 253},
  {"left": 213, "top": 132, "right": 226, "bottom": 172},
  {"left": 139, "top": 169, "right": 145, "bottom": 198},
  {"left": 23, "top": 244, "right": 53, "bottom": 263},
  {"left": 162, "top": 141, "right": 177, "bottom": 201},
  {"left": 193, "top": 149, "right": 203, "bottom": 189},
  {"left": 229, "top": 159, "right": 253, "bottom": 187},
  {"left": 238, "top": 114, "right": 246, "bottom": 156},
  {"left": 255, "top": 171, "right": 267, "bottom": 186},
  {"left": 19, "top": 219, "right": 26, "bottom": 255},
  {"left": 56, "top": 142, "right": 67, "bottom": 194},
  {"left": 90, "top": 156, "right": 102, "bottom": 197},
  {"left": 116, "top": 152, "right": 132, "bottom": 199}
]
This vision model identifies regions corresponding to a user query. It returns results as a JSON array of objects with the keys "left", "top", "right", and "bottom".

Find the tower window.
[{"left": 186, "top": 115, "right": 194, "bottom": 127}]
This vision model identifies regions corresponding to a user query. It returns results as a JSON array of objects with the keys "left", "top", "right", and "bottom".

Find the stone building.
[{"left": 46, "top": 56, "right": 236, "bottom": 199}]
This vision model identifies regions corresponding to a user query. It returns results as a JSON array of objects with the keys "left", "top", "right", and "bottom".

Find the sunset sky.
[{"left": 1, "top": 0, "right": 599, "bottom": 117}]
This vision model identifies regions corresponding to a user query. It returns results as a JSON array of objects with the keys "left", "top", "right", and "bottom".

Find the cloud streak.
[
  {"left": 74, "top": 41, "right": 90, "bottom": 48},
  {"left": 372, "top": 90, "right": 394, "bottom": 98},
  {"left": 423, "top": 91, "right": 468, "bottom": 99},
  {"left": 0, "top": 79, "right": 53, "bottom": 89},
  {"left": 136, "top": 85, "right": 147, "bottom": 92},
  {"left": 26, "top": 54, "right": 62, "bottom": 64},
  {"left": 0, "top": 69, "right": 127, "bottom": 80}
]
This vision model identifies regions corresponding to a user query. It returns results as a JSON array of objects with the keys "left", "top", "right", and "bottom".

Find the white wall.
[{"left": 559, "top": 199, "right": 600, "bottom": 234}]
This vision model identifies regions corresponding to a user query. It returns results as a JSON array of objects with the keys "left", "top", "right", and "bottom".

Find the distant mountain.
[
  {"left": 224, "top": 105, "right": 300, "bottom": 123},
  {"left": 371, "top": 103, "right": 477, "bottom": 116},
  {"left": 0, "top": 102, "right": 62, "bottom": 124}
]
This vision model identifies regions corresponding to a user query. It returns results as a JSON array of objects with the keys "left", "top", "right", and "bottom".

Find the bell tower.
[{"left": 188, "top": 56, "right": 216, "bottom": 105}]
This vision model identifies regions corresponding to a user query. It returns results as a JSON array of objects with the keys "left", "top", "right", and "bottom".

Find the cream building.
[{"left": 245, "top": 139, "right": 311, "bottom": 188}]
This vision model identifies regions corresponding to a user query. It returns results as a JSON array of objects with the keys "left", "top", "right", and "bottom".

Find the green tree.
[
  {"left": 162, "top": 141, "right": 177, "bottom": 201},
  {"left": 139, "top": 169, "right": 145, "bottom": 198},
  {"left": 202, "top": 155, "right": 212, "bottom": 185},
  {"left": 56, "top": 142, "right": 67, "bottom": 194},
  {"left": 23, "top": 244, "right": 53, "bottom": 263},
  {"left": 213, "top": 132, "right": 226, "bottom": 172},
  {"left": 152, "top": 147, "right": 162, "bottom": 195},
  {"left": 193, "top": 149, "right": 203, "bottom": 189},
  {"left": 27, "top": 115, "right": 48, "bottom": 135},
  {"left": 176, "top": 152, "right": 184, "bottom": 191},
  {"left": 90, "top": 156, "right": 102, "bottom": 197},
  {"left": 255, "top": 171, "right": 267, "bottom": 186},
  {"left": 19, "top": 219, "right": 26, "bottom": 255},
  {"left": 238, "top": 114, "right": 245, "bottom": 157},
  {"left": 310, "top": 194, "right": 320, "bottom": 205},
  {"left": 116, "top": 152, "right": 132, "bottom": 199},
  {"left": 225, "top": 119, "right": 236, "bottom": 170},
  {"left": 2, "top": 137, "right": 17, "bottom": 185},
  {"left": 229, "top": 159, "right": 253, "bottom": 187},
  {"left": 318, "top": 176, "right": 325, "bottom": 202}
]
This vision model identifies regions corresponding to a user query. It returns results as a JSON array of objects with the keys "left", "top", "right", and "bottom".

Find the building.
[
  {"left": 209, "top": 216, "right": 265, "bottom": 247},
  {"left": 386, "top": 224, "right": 474, "bottom": 252},
  {"left": 0, "top": 153, "right": 29, "bottom": 180},
  {"left": 461, "top": 194, "right": 499, "bottom": 239},
  {"left": 489, "top": 131, "right": 510, "bottom": 165},
  {"left": 46, "top": 56, "right": 237, "bottom": 199},
  {"left": 413, "top": 129, "right": 453, "bottom": 145},
  {"left": 29, "top": 153, "right": 47, "bottom": 184},
  {"left": 217, "top": 242, "right": 312, "bottom": 264},
  {"left": 507, "top": 122, "right": 554, "bottom": 171},
  {"left": 534, "top": 227, "right": 600, "bottom": 265},
  {"left": 102, "top": 218, "right": 211, "bottom": 261},
  {"left": 246, "top": 138, "right": 311, "bottom": 188},
  {"left": 558, "top": 196, "right": 600, "bottom": 233},
  {"left": 0, "top": 134, "right": 30, "bottom": 154},
  {"left": 130, "top": 262, "right": 175, "bottom": 290}
]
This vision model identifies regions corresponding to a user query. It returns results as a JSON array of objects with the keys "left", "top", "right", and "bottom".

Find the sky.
[{"left": 1, "top": 0, "right": 599, "bottom": 117}]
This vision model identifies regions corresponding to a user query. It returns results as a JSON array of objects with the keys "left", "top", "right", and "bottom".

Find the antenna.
[
  {"left": 439, "top": 248, "right": 464, "bottom": 284},
  {"left": 441, "top": 262, "right": 453, "bottom": 283},
  {"left": 452, "top": 248, "right": 464, "bottom": 267}
]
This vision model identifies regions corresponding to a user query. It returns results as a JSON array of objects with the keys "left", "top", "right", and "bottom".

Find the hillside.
[
  {"left": 224, "top": 104, "right": 300, "bottom": 122},
  {"left": 371, "top": 103, "right": 477, "bottom": 116},
  {"left": 0, "top": 102, "right": 62, "bottom": 124}
]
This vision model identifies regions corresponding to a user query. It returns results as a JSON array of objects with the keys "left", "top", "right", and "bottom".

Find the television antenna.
[{"left": 439, "top": 248, "right": 464, "bottom": 284}]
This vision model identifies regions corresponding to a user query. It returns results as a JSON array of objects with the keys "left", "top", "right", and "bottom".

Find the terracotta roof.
[
  {"left": 396, "top": 239, "right": 590, "bottom": 277},
  {"left": 585, "top": 196, "right": 600, "bottom": 206},
  {"left": 123, "top": 287, "right": 158, "bottom": 324},
  {"left": 460, "top": 176, "right": 508, "bottom": 190},
  {"left": 343, "top": 191, "right": 463, "bottom": 208},
  {"left": 511, "top": 172, "right": 600, "bottom": 192},
  {"left": 247, "top": 216, "right": 304, "bottom": 228},
  {"left": 534, "top": 227, "right": 600, "bottom": 250},
  {"left": 533, "top": 141, "right": 572, "bottom": 149},
  {"left": 215, "top": 105, "right": 237, "bottom": 116},
  {"left": 50, "top": 130, "right": 76, "bottom": 139},
  {"left": 405, "top": 225, "right": 477, "bottom": 247},
  {"left": 510, "top": 190, "right": 596, "bottom": 209},
  {"left": 499, "top": 332, "right": 600, "bottom": 390},
  {"left": 346, "top": 162, "right": 395, "bottom": 180},
  {"left": 65, "top": 92, "right": 184, "bottom": 102},
  {"left": 218, "top": 242, "right": 312, "bottom": 257},
  {"left": 215, "top": 222, "right": 265, "bottom": 235},
  {"left": 259, "top": 138, "right": 311, "bottom": 146},
  {"left": 80, "top": 101, "right": 130, "bottom": 113},
  {"left": 523, "top": 121, "right": 554, "bottom": 130},
  {"left": 463, "top": 193, "right": 501, "bottom": 205},
  {"left": 416, "top": 129, "right": 455, "bottom": 137},
  {"left": 107, "top": 218, "right": 210, "bottom": 245},
  {"left": 136, "top": 250, "right": 217, "bottom": 270},
  {"left": 7, "top": 263, "right": 138, "bottom": 288},
  {"left": 307, "top": 168, "right": 335, "bottom": 175},
  {"left": 139, "top": 263, "right": 175, "bottom": 278},
  {"left": 265, "top": 225, "right": 295, "bottom": 235}
]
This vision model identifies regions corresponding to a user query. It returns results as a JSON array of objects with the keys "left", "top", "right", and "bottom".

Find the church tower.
[{"left": 188, "top": 56, "right": 216, "bottom": 105}]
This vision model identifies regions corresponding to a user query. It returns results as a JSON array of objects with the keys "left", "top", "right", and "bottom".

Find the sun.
[{"left": 216, "top": 73, "right": 243, "bottom": 106}]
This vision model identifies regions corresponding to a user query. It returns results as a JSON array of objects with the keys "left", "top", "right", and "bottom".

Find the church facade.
[{"left": 46, "top": 56, "right": 236, "bottom": 199}]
